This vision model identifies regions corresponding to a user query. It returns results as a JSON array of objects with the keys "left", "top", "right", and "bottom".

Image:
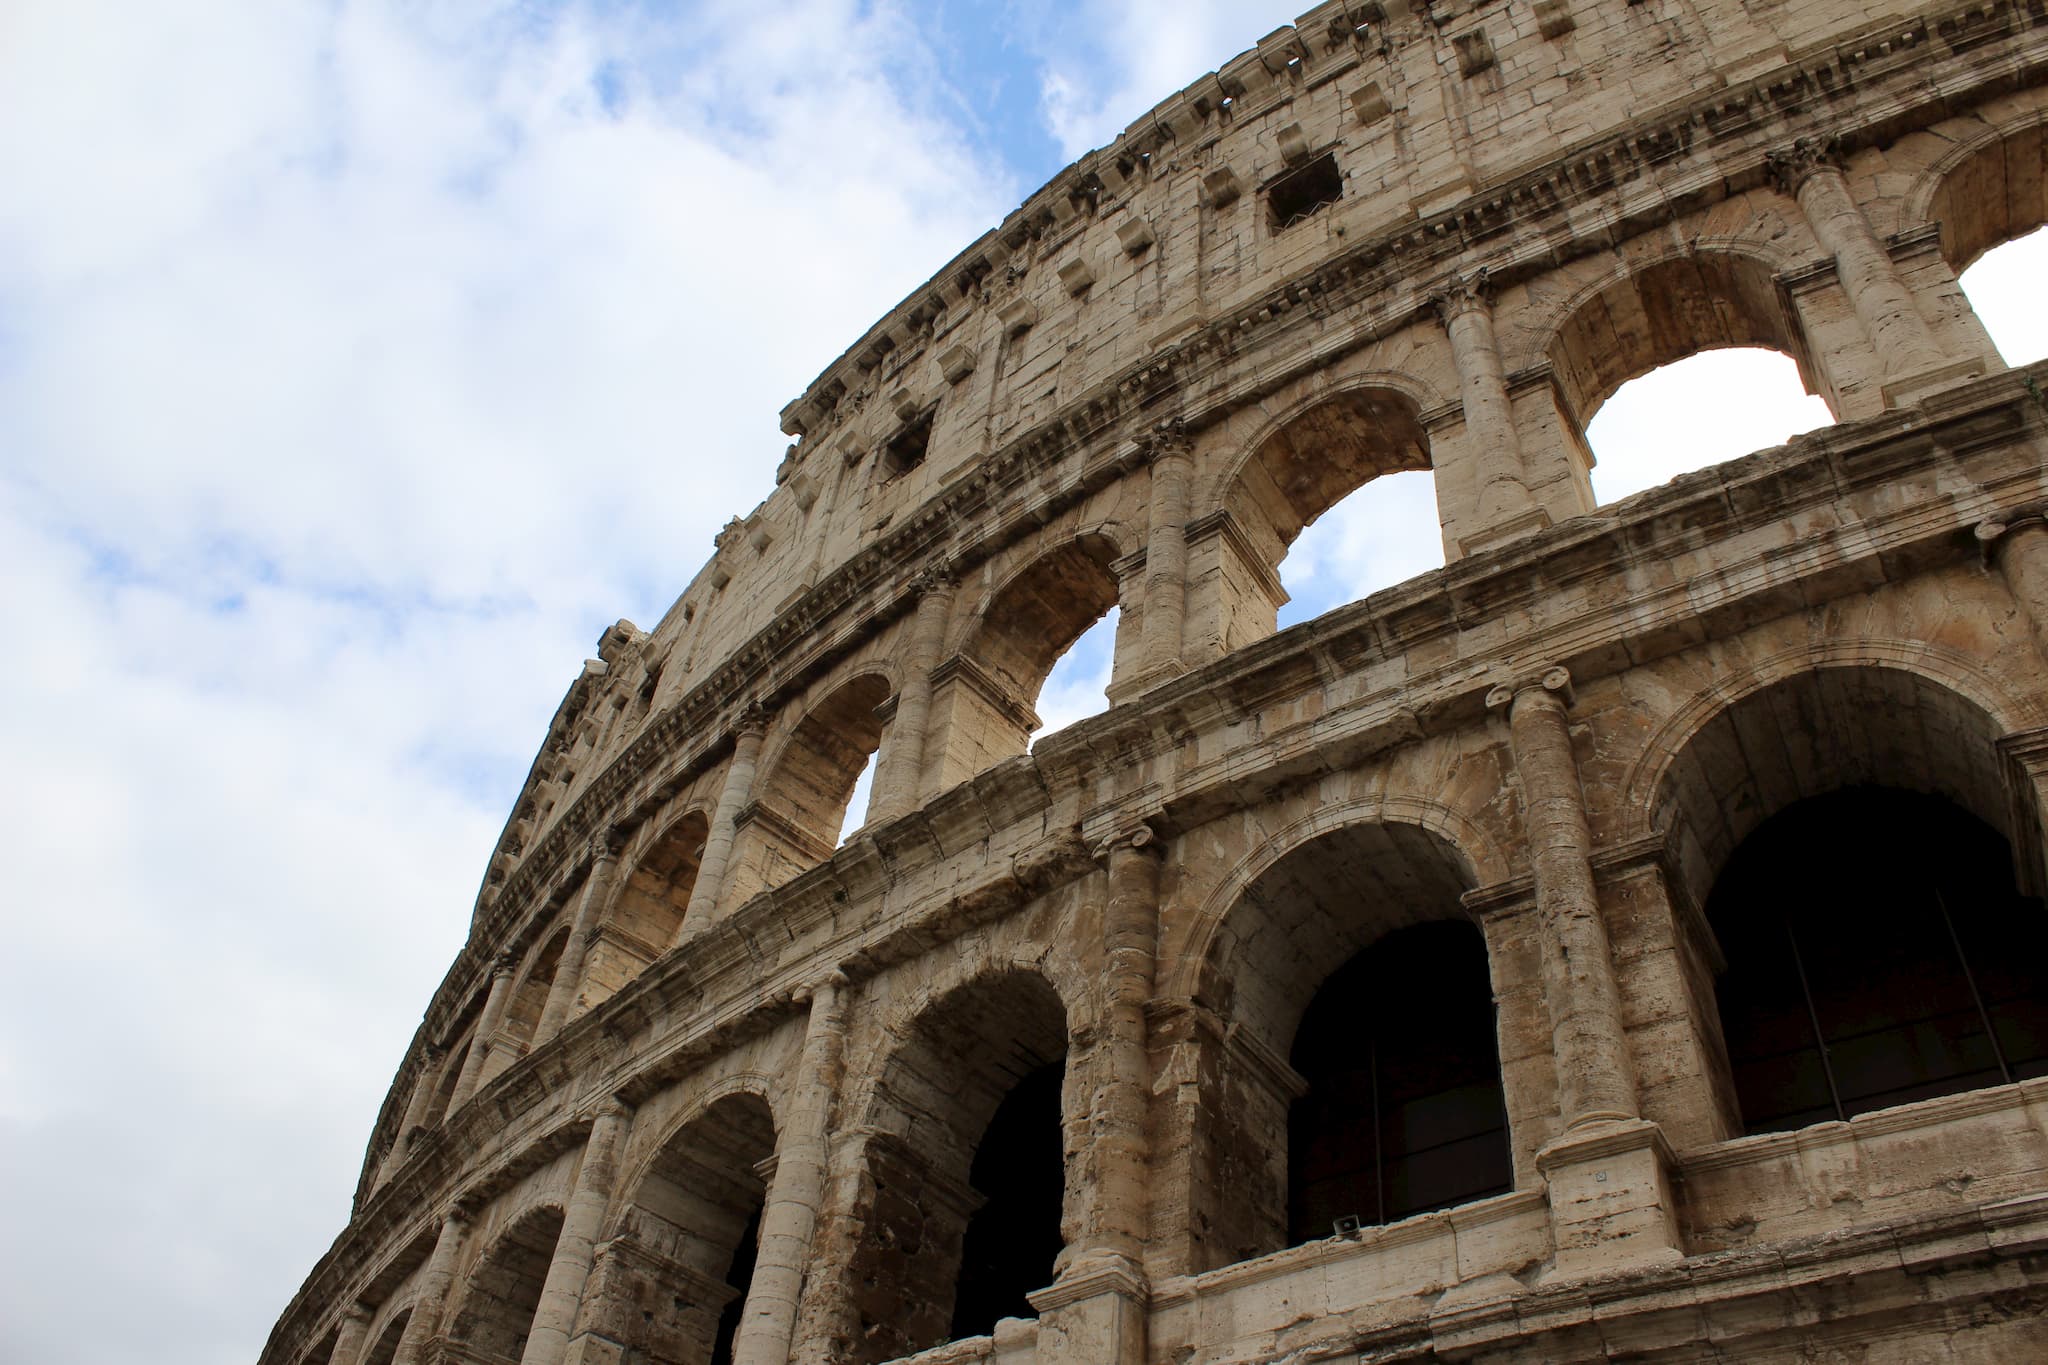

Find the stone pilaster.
[
  {"left": 1770, "top": 138, "right": 1966, "bottom": 405},
  {"left": 535, "top": 838, "right": 623, "bottom": 1045},
  {"left": 1136, "top": 422, "right": 1194, "bottom": 690},
  {"left": 1088, "top": 825, "right": 1161, "bottom": 1262},
  {"left": 731, "top": 972, "right": 851, "bottom": 1365},
  {"left": 390, "top": 1207, "right": 469, "bottom": 1365},
  {"left": 868, "top": 569, "right": 954, "bottom": 825},
  {"left": 330, "top": 1303, "right": 373, "bottom": 1365},
  {"left": 678, "top": 706, "right": 769, "bottom": 941},
  {"left": 445, "top": 955, "right": 518, "bottom": 1114},
  {"left": 377, "top": 1044, "right": 448, "bottom": 1185},
  {"left": 1436, "top": 274, "right": 1546, "bottom": 552},
  {"left": 521, "top": 1100, "right": 634, "bottom": 1365},
  {"left": 1489, "top": 667, "right": 1680, "bottom": 1278}
]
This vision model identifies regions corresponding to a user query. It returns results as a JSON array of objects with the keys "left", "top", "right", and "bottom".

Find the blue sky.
[{"left": 1, "top": 4, "right": 2043, "bottom": 1363}]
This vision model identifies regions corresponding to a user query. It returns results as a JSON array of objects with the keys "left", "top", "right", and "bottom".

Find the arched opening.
[
  {"left": 1961, "top": 228, "right": 2048, "bottom": 365},
  {"left": 1929, "top": 124, "right": 2048, "bottom": 366},
  {"left": 1222, "top": 388, "right": 1435, "bottom": 645},
  {"left": 743, "top": 672, "right": 892, "bottom": 885},
  {"left": 1549, "top": 254, "right": 1833, "bottom": 506},
  {"left": 1709, "top": 788, "right": 2048, "bottom": 1134},
  {"left": 1276, "top": 470, "right": 1443, "bottom": 627},
  {"left": 1584, "top": 351, "right": 1832, "bottom": 505},
  {"left": 1288, "top": 920, "right": 1510, "bottom": 1241},
  {"left": 1653, "top": 665, "right": 2045, "bottom": 1136},
  {"left": 834, "top": 970, "right": 1069, "bottom": 1362},
  {"left": 447, "top": 1205, "right": 566, "bottom": 1364},
  {"left": 359, "top": 1309, "right": 409, "bottom": 1365},
  {"left": 421, "top": 1036, "right": 472, "bottom": 1129},
  {"left": 602, "top": 1093, "right": 777, "bottom": 1365},
  {"left": 302, "top": 1326, "right": 338, "bottom": 1365},
  {"left": 1032, "top": 607, "right": 1119, "bottom": 742},
  {"left": 597, "top": 812, "right": 708, "bottom": 991},
  {"left": 497, "top": 926, "right": 571, "bottom": 1059},
  {"left": 1188, "top": 820, "right": 1501, "bottom": 1268}
]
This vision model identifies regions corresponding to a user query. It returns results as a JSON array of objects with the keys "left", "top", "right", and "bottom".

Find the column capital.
[
  {"left": 911, "top": 559, "right": 957, "bottom": 596},
  {"left": 1141, "top": 415, "right": 1192, "bottom": 465},
  {"left": 1977, "top": 511, "right": 2048, "bottom": 551},
  {"left": 587, "top": 828, "right": 626, "bottom": 864},
  {"left": 1485, "top": 664, "right": 1574, "bottom": 711},
  {"left": 1431, "top": 268, "right": 1493, "bottom": 324},
  {"left": 491, "top": 951, "right": 521, "bottom": 979},
  {"left": 1094, "top": 819, "right": 1165, "bottom": 863},
  {"left": 1765, "top": 134, "right": 1846, "bottom": 197},
  {"left": 343, "top": 1301, "right": 375, "bottom": 1325},
  {"left": 734, "top": 700, "right": 771, "bottom": 737},
  {"left": 794, "top": 966, "right": 851, "bottom": 1006},
  {"left": 588, "top": 1096, "right": 635, "bottom": 1124}
]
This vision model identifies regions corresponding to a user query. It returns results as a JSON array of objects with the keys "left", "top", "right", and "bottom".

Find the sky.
[{"left": 1, "top": 4, "right": 2043, "bottom": 1363}]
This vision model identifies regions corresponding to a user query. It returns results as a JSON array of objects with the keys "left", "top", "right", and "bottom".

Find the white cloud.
[
  {"left": 1032, "top": 0, "right": 1308, "bottom": 160},
  {"left": 0, "top": 2, "right": 1017, "bottom": 1361}
]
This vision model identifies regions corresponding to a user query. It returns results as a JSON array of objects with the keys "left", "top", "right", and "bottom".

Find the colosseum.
[{"left": 265, "top": 1, "right": 2048, "bottom": 1362}]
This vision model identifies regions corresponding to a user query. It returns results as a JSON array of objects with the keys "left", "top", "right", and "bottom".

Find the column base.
[
  {"left": 1534, "top": 1117, "right": 1683, "bottom": 1283},
  {"left": 1110, "top": 659, "right": 1186, "bottom": 702},
  {"left": 1458, "top": 506, "right": 1553, "bottom": 558},
  {"left": 1882, "top": 356, "right": 1990, "bottom": 409},
  {"left": 1028, "top": 1250, "right": 1149, "bottom": 1365},
  {"left": 562, "top": 1333, "right": 626, "bottom": 1365}
]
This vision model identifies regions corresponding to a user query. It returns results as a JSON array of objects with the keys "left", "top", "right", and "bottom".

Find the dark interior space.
[
  {"left": 949, "top": 1059, "right": 1066, "bottom": 1339},
  {"left": 710, "top": 1202, "right": 763, "bottom": 1365},
  {"left": 1710, "top": 786, "right": 2048, "bottom": 1135},
  {"left": 1286, "top": 919, "right": 1511, "bottom": 1242}
]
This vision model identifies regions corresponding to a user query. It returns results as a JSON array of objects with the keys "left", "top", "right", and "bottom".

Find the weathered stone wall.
[{"left": 269, "top": 2, "right": 2048, "bottom": 1363}]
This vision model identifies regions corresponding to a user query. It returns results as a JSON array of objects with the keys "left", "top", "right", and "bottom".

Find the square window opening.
[
  {"left": 883, "top": 409, "right": 935, "bottom": 478},
  {"left": 1267, "top": 153, "right": 1343, "bottom": 232}
]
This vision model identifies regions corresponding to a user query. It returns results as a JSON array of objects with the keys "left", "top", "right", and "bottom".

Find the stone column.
[
  {"left": 391, "top": 1207, "right": 469, "bottom": 1365},
  {"left": 1487, "top": 668, "right": 1636, "bottom": 1128},
  {"left": 1980, "top": 515, "right": 2048, "bottom": 663},
  {"left": 1088, "top": 827, "right": 1160, "bottom": 1261},
  {"left": 520, "top": 1100, "right": 634, "bottom": 1365},
  {"left": 377, "top": 1044, "right": 448, "bottom": 1185},
  {"left": 678, "top": 706, "right": 769, "bottom": 941},
  {"left": 446, "top": 955, "right": 518, "bottom": 1114},
  {"left": 330, "top": 1303, "right": 373, "bottom": 1365},
  {"left": 731, "top": 972, "right": 852, "bottom": 1365},
  {"left": 535, "top": 838, "right": 623, "bottom": 1044},
  {"left": 1770, "top": 138, "right": 1950, "bottom": 396},
  {"left": 1138, "top": 423, "right": 1194, "bottom": 688},
  {"left": 1436, "top": 275, "right": 1544, "bottom": 550},
  {"left": 1488, "top": 667, "right": 1681, "bottom": 1279},
  {"left": 867, "top": 569, "right": 954, "bottom": 825}
]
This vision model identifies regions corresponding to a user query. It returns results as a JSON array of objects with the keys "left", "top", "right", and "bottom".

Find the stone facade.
[{"left": 266, "top": 3, "right": 2048, "bottom": 1362}]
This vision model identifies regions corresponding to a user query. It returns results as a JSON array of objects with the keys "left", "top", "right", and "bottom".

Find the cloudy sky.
[{"left": 1, "top": 4, "right": 2041, "bottom": 1363}]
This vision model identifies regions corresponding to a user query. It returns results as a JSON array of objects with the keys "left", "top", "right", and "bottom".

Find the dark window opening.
[
  {"left": 710, "top": 1201, "right": 763, "bottom": 1365},
  {"left": 1711, "top": 788, "right": 2048, "bottom": 1135},
  {"left": 951, "top": 1060, "right": 1065, "bottom": 1339},
  {"left": 1267, "top": 153, "right": 1343, "bottom": 231},
  {"left": 1287, "top": 920, "right": 1510, "bottom": 1242},
  {"left": 884, "top": 409, "right": 935, "bottom": 478}
]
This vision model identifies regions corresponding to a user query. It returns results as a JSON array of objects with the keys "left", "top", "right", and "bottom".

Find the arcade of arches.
[{"left": 280, "top": 11, "right": 2048, "bottom": 1362}]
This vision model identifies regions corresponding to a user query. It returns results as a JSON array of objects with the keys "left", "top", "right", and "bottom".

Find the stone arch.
[
  {"left": 1173, "top": 813, "right": 1503, "bottom": 1270},
  {"left": 1536, "top": 244, "right": 1824, "bottom": 432},
  {"left": 498, "top": 923, "right": 572, "bottom": 1060},
  {"left": 1620, "top": 642, "right": 2037, "bottom": 905},
  {"left": 358, "top": 1308, "right": 410, "bottom": 1365},
  {"left": 1164, "top": 793, "right": 1509, "bottom": 1005},
  {"left": 595, "top": 1090, "right": 780, "bottom": 1365},
  {"left": 419, "top": 1035, "right": 472, "bottom": 1130},
  {"left": 445, "top": 1202, "right": 567, "bottom": 1364},
  {"left": 1907, "top": 110, "right": 2048, "bottom": 274},
  {"left": 743, "top": 669, "right": 896, "bottom": 882},
  {"left": 1640, "top": 660, "right": 2048, "bottom": 1137},
  {"left": 1209, "top": 383, "right": 1436, "bottom": 645},
  {"left": 588, "top": 806, "right": 710, "bottom": 998},
  {"left": 830, "top": 965, "right": 1072, "bottom": 1363},
  {"left": 945, "top": 531, "right": 1129, "bottom": 753}
]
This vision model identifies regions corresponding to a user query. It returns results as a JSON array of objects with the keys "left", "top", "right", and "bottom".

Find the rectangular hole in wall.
[
  {"left": 1267, "top": 153, "right": 1343, "bottom": 231},
  {"left": 883, "top": 408, "right": 934, "bottom": 477}
]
